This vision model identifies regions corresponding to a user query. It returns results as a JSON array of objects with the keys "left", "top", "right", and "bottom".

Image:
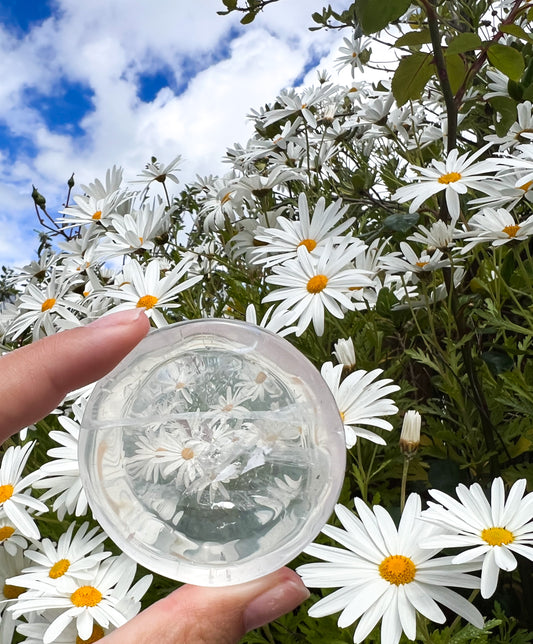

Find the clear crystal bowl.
[{"left": 79, "top": 319, "right": 346, "bottom": 586}]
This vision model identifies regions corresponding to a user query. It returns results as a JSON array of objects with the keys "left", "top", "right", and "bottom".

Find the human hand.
[{"left": 0, "top": 308, "right": 310, "bottom": 643}]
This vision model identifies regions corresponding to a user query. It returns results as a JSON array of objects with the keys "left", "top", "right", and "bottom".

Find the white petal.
[
  {"left": 338, "top": 579, "right": 389, "bottom": 628},
  {"left": 396, "top": 585, "right": 417, "bottom": 639},
  {"left": 353, "top": 587, "right": 392, "bottom": 643},
  {"left": 76, "top": 609, "right": 94, "bottom": 641},
  {"left": 493, "top": 545, "right": 517, "bottom": 571},
  {"left": 480, "top": 549, "right": 500, "bottom": 598},
  {"left": 43, "top": 612, "right": 74, "bottom": 644},
  {"left": 404, "top": 582, "right": 445, "bottom": 624}
]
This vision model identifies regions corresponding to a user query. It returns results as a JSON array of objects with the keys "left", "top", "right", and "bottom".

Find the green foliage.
[
  {"left": 354, "top": 0, "right": 412, "bottom": 35},
  {"left": 487, "top": 44, "right": 526, "bottom": 81}
]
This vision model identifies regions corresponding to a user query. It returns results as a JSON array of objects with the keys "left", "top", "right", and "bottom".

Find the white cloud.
[{"left": 0, "top": 0, "right": 352, "bottom": 265}]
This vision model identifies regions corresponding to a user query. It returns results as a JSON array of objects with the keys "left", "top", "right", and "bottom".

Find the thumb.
[{"left": 103, "top": 567, "right": 309, "bottom": 644}]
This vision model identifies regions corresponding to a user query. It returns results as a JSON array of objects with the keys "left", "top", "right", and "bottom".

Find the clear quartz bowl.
[{"left": 79, "top": 318, "right": 346, "bottom": 586}]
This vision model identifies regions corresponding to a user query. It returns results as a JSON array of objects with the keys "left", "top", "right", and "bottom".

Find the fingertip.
[{"left": 242, "top": 568, "right": 310, "bottom": 632}]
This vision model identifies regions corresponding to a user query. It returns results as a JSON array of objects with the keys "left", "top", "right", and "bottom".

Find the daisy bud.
[
  {"left": 332, "top": 337, "right": 356, "bottom": 370},
  {"left": 31, "top": 185, "right": 46, "bottom": 211},
  {"left": 399, "top": 410, "right": 421, "bottom": 457}
]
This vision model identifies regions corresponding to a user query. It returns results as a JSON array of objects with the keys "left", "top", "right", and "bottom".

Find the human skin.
[{"left": 0, "top": 308, "right": 309, "bottom": 643}]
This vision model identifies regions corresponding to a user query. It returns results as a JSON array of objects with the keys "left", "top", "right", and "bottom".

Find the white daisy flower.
[
  {"left": 393, "top": 145, "right": 500, "bottom": 223},
  {"left": 10, "top": 554, "right": 151, "bottom": 644},
  {"left": 102, "top": 201, "right": 170, "bottom": 255},
  {"left": 297, "top": 494, "right": 484, "bottom": 644},
  {"left": 0, "top": 548, "right": 28, "bottom": 643},
  {"left": 197, "top": 175, "right": 242, "bottom": 232},
  {"left": 495, "top": 142, "right": 533, "bottom": 188},
  {"left": 80, "top": 165, "right": 124, "bottom": 200},
  {"left": 252, "top": 192, "right": 354, "bottom": 267},
  {"left": 7, "top": 521, "right": 110, "bottom": 590},
  {"left": 483, "top": 68, "right": 510, "bottom": 100},
  {"left": 7, "top": 271, "right": 86, "bottom": 342},
  {"left": 485, "top": 100, "right": 533, "bottom": 151},
  {"left": 332, "top": 337, "right": 356, "bottom": 370},
  {"left": 261, "top": 84, "right": 338, "bottom": 129},
  {"left": 32, "top": 415, "right": 88, "bottom": 520},
  {"left": 208, "top": 386, "right": 250, "bottom": 425},
  {"left": 58, "top": 190, "right": 129, "bottom": 229},
  {"left": 17, "top": 616, "right": 110, "bottom": 644},
  {"left": 399, "top": 410, "right": 421, "bottom": 456},
  {"left": 422, "top": 477, "right": 533, "bottom": 599},
  {"left": 263, "top": 239, "right": 372, "bottom": 336},
  {"left": 407, "top": 220, "right": 461, "bottom": 251},
  {"left": 106, "top": 257, "right": 202, "bottom": 327},
  {"left": 467, "top": 170, "right": 533, "bottom": 211},
  {"left": 0, "top": 515, "right": 29, "bottom": 556},
  {"left": 0, "top": 442, "right": 47, "bottom": 540},
  {"left": 379, "top": 241, "right": 452, "bottom": 278},
  {"left": 132, "top": 154, "right": 182, "bottom": 187},
  {"left": 245, "top": 303, "right": 297, "bottom": 337},
  {"left": 460, "top": 208, "right": 533, "bottom": 253},
  {"left": 335, "top": 34, "right": 372, "bottom": 77},
  {"left": 320, "top": 361, "right": 400, "bottom": 448}
]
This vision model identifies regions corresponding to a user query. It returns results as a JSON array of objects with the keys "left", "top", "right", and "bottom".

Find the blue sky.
[{"left": 0, "top": 0, "right": 352, "bottom": 267}]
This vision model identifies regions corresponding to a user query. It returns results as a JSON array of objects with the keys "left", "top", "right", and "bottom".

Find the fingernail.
[
  {"left": 243, "top": 578, "right": 310, "bottom": 633},
  {"left": 88, "top": 308, "right": 148, "bottom": 329}
]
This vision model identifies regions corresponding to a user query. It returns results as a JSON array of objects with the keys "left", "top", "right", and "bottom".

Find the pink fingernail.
[
  {"left": 88, "top": 309, "right": 148, "bottom": 329},
  {"left": 243, "top": 578, "right": 310, "bottom": 632}
]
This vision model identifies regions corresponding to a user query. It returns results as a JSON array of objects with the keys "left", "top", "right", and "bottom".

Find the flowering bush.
[{"left": 2, "top": 0, "right": 533, "bottom": 642}]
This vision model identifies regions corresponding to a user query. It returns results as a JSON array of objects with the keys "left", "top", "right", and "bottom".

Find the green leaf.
[
  {"left": 240, "top": 11, "right": 257, "bottom": 24},
  {"left": 382, "top": 212, "right": 419, "bottom": 233},
  {"left": 391, "top": 52, "right": 434, "bottom": 106},
  {"left": 500, "top": 23, "right": 533, "bottom": 43},
  {"left": 355, "top": 0, "right": 411, "bottom": 35},
  {"left": 445, "top": 54, "right": 467, "bottom": 94},
  {"left": 489, "top": 96, "right": 518, "bottom": 136},
  {"left": 482, "top": 350, "right": 514, "bottom": 375},
  {"left": 395, "top": 29, "right": 431, "bottom": 48},
  {"left": 446, "top": 32, "right": 483, "bottom": 55},
  {"left": 487, "top": 43, "right": 525, "bottom": 81}
]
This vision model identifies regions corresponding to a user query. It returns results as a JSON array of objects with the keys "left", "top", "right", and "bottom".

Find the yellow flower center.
[
  {"left": 3, "top": 584, "right": 26, "bottom": 600},
  {"left": 0, "top": 526, "right": 15, "bottom": 541},
  {"left": 136, "top": 294, "right": 159, "bottom": 309},
  {"left": 49, "top": 558, "right": 71, "bottom": 579},
  {"left": 481, "top": 526, "right": 514, "bottom": 546},
  {"left": 438, "top": 171, "right": 462, "bottom": 184},
  {"left": 92, "top": 211, "right": 102, "bottom": 220},
  {"left": 255, "top": 371, "right": 267, "bottom": 384},
  {"left": 222, "top": 403, "right": 234, "bottom": 412},
  {"left": 0, "top": 484, "right": 14, "bottom": 503},
  {"left": 181, "top": 447, "right": 195, "bottom": 460},
  {"left": 502, "top": 224, "right": 520, "bottom": 238},
  {"left": 76, "top": 624, "right": 105, "bottom": 644},
  {"left": 298, "top": 238, "right": 317, "bottom": 252},
  {"left": 519, "top": 180, "right": 533, "bottom": 192},
  {"left": 416, "top": 261, "right": 429, "bottom": 268},
  {"left": 71, "top": 586, "right": 103, "bottom": 608},
  {"left": 352, "top": 52, "right": 358, "bottom": 58},
  {"left": 379, "top": 554, "right": 416, "bottom": 585},
  {"left": 41, "top": 297, "right": 56, "bottom": 312},
  {"left": 307, "top": 274, "right": 328, "bottom": 294},
  {"left": 340, "top": 411, "right": 345, "bottom": 422},
  {"left": 221, "top": 192, "right": 232, "bottom": 205}
]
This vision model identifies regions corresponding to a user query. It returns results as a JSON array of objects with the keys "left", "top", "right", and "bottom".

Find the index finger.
[{"left": 0, "top": 309, "right": 150, "bottom": 442}]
